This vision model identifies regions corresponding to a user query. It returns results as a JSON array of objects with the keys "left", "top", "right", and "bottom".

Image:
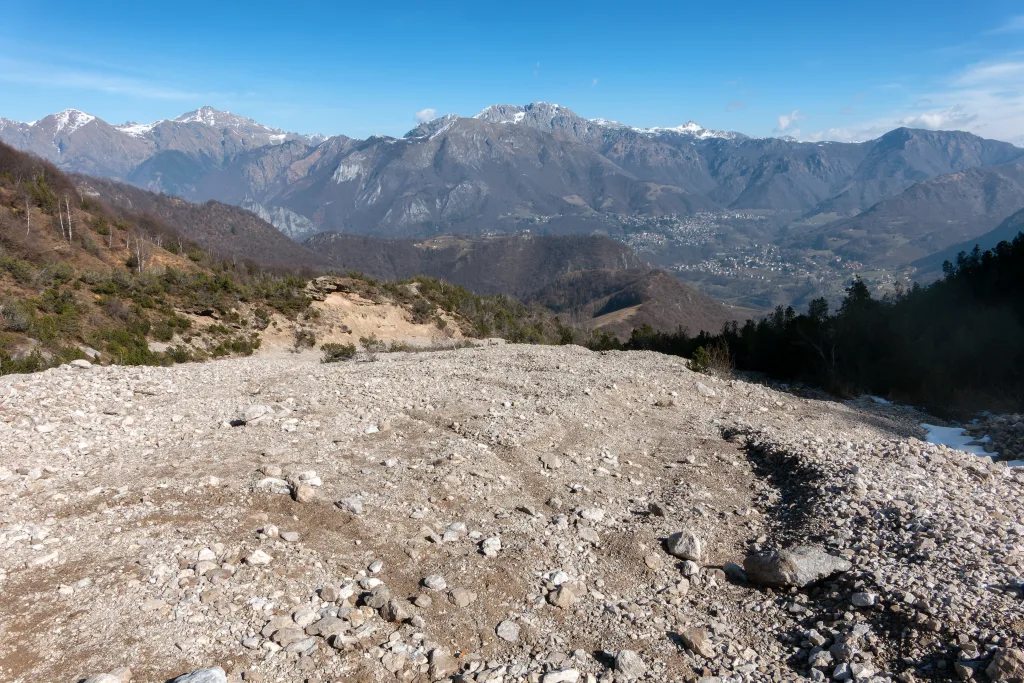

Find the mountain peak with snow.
[
  {"left": 470, "top": 103, "right": 744, "bottom": 141},
  {"left": 592, "top": 117, "right": 742, "bottom": 140},
  {"left": 47, "top": 109, "right": 97, "bottom": 134},
  {"left": 172, "top": 106, "right": 272, "bottom": 130}
]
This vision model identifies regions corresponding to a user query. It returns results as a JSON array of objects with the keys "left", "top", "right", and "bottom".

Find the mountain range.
[
  {"left": 3, "top": 104, "right": 1019, "bottom": 234},
  {"left": 3, "top": 103, "right": 1023, "bottom": 291}
]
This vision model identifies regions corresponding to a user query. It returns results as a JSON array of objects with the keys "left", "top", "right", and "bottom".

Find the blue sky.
[{"left": 1, "top": 0, "right": 1022, "bottom": 143}]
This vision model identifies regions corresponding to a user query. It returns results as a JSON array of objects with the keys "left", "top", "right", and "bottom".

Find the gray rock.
[
  {"left": 987, "top": 648, "right": 1024, "bottom": 682},
  {"left": 449, "top": 587, "right": 477, "bottom": 608},
  {"left": 423, "top": 574, "right": 447, "bottom": 590},
  {"left": 680, "top": 628, "right": 715, "bottom": 659},
  {"left": 243, "top": 549, "right": 273, "bottom": 566},
  {"left": 363, "top": 585, "right": 391, "bottom": 609},
  {"left": 850, "top": 592, "right": 877, "bottom": 607},
  {"left": 695, "top": 382, "right": 716, "bottom": 398},
  {"left": 744, "top": 546, "right": 852, "bottom": 587},
  {"left": 380, "top": 598, "right": 410, "bottom": 623},
  {"left": 665, "top": 530, "right": 704, "bottom": 561},
  {"left": 547, "top": 584, "right": 578, "bottom": 609},
  {"left": 614, "top": 650, "right": 648, "bottom": 679},
  {"left": 292, "top": 483, "right": 316, "bottom": 503},
  {"left": 429, "top": 647, "right": 459, "bottom": 680},
  {"left": 336, "top": 497, "right": 364, "bottom": 515},
  {"left": 169, "top": 668, "right": 227, "bottom": 683},
  {"left": 480, "top": 536, "right": 502, "bottom": 557},
  {"left": 496, "top": 620, "right": 520, "bottom": 642},
  {"left": 723, "top": 561, "right": 747, "bottom": 582},
  {"left": 243, "top": 404, "right": 272, "bottom": 423}
]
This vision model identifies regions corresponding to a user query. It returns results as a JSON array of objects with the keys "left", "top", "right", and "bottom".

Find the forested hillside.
[{"left": 621, "top": 234, "right": 1024, "bottom": 416}]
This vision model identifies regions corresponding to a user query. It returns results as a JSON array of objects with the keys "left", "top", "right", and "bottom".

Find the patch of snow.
[
  {"left": 590, "top": 118, "right": 627, "bottom": 128},
  {"left": 921, "top": 424, "right": 997, "bottom": 458},
  {"left": 116, "top": 120, "right": 163, "bottom": 137},
  {"left": 866, "top": 395, "right": 892, "bottom": 405},
  {"left": 53, "top": 109, "right": 95, "bottom": 134},
  {"left": 429, "top": 121, "right": 455, "bottom": 139}
]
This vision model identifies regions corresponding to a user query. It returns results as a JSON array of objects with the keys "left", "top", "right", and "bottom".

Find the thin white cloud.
[
  {"left": 804, "top": 58, "right": 1024, "bottom": 144},
  {"left": 414, "top": 108, "right": 437, "bottom": 123},
  {"left": 987, "top": 15, "right": 1024, "bottom": 34},
  {"left": 953, "top": 60, "right": 1024, "bottom": 86},
  {"left": 591, "top": 78, "right": 599, "bottom": 87},
  {"left": 0, "top": 56, "right": 209, "bottom": 100},
  {"left": 774, "top": 109, "right": 806, "bottom": 132}
]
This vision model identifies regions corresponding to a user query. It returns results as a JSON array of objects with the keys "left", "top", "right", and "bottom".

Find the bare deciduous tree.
[{"left": 65, "top": 195, "right": 73, "bottom": 242}]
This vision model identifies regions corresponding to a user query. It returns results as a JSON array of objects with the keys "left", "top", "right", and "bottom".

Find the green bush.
[
  {"left": 293, "top": 327, "right": 316, "bottom": 350},
  {"left": 690, "top": 346, "right": 711, "bottom": 373},
  {"left": 321, "top": 342, "right": 357, "bottom": 363}
]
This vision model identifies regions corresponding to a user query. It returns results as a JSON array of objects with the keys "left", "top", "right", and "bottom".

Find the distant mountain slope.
[
  {"left": 912, "top": 207, "right": 1024, "bottom": 279},
  {"left": 531, "top": 269, "right": 737, "bottom": 337},
  {"left": 305, "top": 230, "right": 736, "bottom": 336},
  {"left": 3, "top": 104, "right": 1020, "bottom": 241},
  {"left": 808, "top": 128, "right": 1024, "bottom": 217},
  {"left": 74, "top": 176, "right": 333, "bottom": 271},
  {"left": 304, "top": 233, "right": 645, "bottom": 297},
  {"left": 790, "top": 163, "right": 1024, "bottom": 267}
]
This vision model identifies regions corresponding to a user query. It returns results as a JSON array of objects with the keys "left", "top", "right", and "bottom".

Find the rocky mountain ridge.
[{"left": 3, "top": 104, "right": 1020, "bottom": 246}]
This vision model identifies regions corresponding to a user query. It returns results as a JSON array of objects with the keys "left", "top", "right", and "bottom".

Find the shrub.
[
  {"left": 410, "top": 298, "right": 434, "bottom": 324},
  {"left": 252, "top": 307, "right": 271, "bottom": 330},
  {"left": 0, "top": 300, "right": 32, "bottom": 332},
  {"left": 165, "top": 346, "right": 194, "bottom": 363},
  {"left": 293, "top": 327, "right": 316, "bottom": 351},
  {"left": 80, "top": 233, "right": 101, "bottom": 257},
  {"left": 690, "top": 346, "right": 711, "bottom": 373},
  {"left": 0, "top": 256, "right": 36, "bottom": 285},
  {"left": 321, "top": 342, "right": 357, "bottom": 363},
  {"left": 689, "top": 340, "right": 733, "bottom": 377}
]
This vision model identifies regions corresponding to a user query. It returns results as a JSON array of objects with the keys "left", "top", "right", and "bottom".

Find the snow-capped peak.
[
  {"left": 172, "top": 106, "right": 280, "bottom": 133},
  {"left": 51, "top": 109, "right": 96, "bottom": 134},
  {"left": 473, "top": 102, "right": 571, "bottom": 125},
  {"left": 116, "top": 120, "right": 165, "bottom": 137},
  {"left": 591, "top": 117, "right": 739, "bottom": 140}
]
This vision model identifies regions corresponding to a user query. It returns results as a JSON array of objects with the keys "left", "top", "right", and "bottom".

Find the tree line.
[{"left": 615, "top": 234, "right": 1024, "bottom": 417}]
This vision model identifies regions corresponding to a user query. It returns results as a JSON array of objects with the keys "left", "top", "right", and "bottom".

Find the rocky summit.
[{"left": 0, "top": 344, "right": 1022, "bottom": 683}]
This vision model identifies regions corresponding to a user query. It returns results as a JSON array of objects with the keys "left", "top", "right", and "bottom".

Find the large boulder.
[
  {"left": 169, "top": 668, "right": 227, "bottom": 683},
  {"left": 665, "top": 530, "right": 704, "bottom": 561},
  {"left": 744, "top": 546, "right": 851, "bottom": 588},
  {"left": 988, "top": 648, "right": 1024, "bottom": 682}
]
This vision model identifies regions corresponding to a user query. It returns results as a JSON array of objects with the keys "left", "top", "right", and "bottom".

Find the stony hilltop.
[{"left": 1, "top": 344, "right": 1021, "bottom": 683}]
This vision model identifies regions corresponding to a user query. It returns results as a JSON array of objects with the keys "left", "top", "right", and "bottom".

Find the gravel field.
[{"left": 0, "top": 343, "right": 1021, "bottom": 683}]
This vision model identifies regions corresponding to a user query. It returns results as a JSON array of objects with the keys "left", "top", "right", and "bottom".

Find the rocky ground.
[
  {"left": 0, "top": 344, "right": 1021, "bottom": 683},
  {"left": 964, "top": 415, "right": 1024, "bottom": 464}
]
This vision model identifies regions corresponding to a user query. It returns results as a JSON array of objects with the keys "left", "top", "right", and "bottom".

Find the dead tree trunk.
[
  {"left": 65, "top": 196, "right": 73, "bottom": 242},
  {"left": 25, "top": 197, "right": 30, "bottom": 237}
]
